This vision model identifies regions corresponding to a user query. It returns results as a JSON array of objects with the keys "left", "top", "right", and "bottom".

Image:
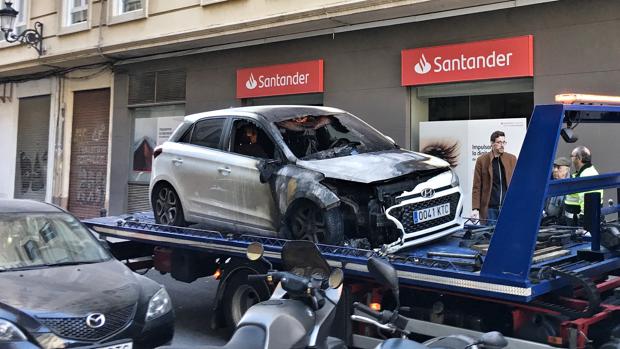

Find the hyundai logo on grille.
[
  {"left": 85, "top": 313, "right": 106, "bottom": 328},
  {"left": 420, "top": 188, "right": 435, "bottom": 198}
]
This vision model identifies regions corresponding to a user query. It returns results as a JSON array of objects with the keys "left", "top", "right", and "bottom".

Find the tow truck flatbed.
[{"left": 83, "top": 102, "right": 620, "bottom": 348}]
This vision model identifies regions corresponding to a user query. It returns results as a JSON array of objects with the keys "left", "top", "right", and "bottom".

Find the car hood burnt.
[
  {"left": 296, "top": 149, "right": 450, "bottom": 183},
  {"left": 0, "top": 260, "right": 140, "bottom": 316}
]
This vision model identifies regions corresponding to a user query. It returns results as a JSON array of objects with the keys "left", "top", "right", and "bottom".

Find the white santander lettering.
[
  {"left": 257, "top": 72, "right": 310, "bottom": 88},
  {"left": 432, "top": 51, "right": 514, "bottom": 73}
]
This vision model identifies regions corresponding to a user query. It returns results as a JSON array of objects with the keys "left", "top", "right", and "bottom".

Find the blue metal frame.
[{"left": 482, "top": 104, "right": 620, "bottom": 281}]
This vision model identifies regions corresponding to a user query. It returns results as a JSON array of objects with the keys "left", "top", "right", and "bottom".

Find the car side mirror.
[{"left": 257, "top": 158, "right": 282, "bottom": 183}]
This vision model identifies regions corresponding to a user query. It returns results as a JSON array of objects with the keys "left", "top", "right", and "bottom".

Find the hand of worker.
[{"left": 471, "top": 209, "right": 479, "bottom": 220}]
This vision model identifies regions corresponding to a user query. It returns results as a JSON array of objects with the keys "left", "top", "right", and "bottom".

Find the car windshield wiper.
[
  {"left": 0, "top": 265, "right": 49, "bottom": 272},
  {"left": 44, "top": 260, "right": 103, "bottom": 267}
]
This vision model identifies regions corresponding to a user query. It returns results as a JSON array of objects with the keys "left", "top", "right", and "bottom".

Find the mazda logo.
[
  {"left": 420, "top": 188, "right": 435, "bottom": 198},
  {"left": 85, "top": 313, "right": 106, "bottom": 329}
]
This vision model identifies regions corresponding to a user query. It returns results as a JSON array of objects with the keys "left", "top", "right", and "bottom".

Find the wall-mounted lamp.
[{"left": 0, "top": 1, "right": 44, "bottom": 55}]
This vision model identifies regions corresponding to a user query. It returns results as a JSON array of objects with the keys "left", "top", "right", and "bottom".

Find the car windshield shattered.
[
  {"left": 275, "top": 113, "right": 396, "bottom": 160},
  {"left": 0, "top": 213, "right": 110, "bottom": 271}
]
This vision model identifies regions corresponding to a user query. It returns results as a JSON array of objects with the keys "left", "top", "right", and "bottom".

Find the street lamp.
[{"left": 0, "top": 1, "right": 44, "bottom": 55}]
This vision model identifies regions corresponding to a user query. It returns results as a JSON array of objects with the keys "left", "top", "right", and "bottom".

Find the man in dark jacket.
[{"left": 471, "top": 130, "right": 518, "bottom": 224}]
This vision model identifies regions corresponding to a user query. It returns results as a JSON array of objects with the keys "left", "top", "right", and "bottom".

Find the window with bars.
[{"left": 66, "top": 0, "right": 88, "bottom": 26}]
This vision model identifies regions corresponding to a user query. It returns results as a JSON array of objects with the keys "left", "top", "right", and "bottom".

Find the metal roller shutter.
[
  {"left": 14, "top": 95, "right": 51, "bottom": 201},
  {"left": 68, "top": 89, "right": 110, "bottom": 219}
]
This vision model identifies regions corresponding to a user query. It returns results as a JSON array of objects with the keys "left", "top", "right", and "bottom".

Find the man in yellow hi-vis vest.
[{"left": 564, "top": 146, "right": 603, "bottom": 226}]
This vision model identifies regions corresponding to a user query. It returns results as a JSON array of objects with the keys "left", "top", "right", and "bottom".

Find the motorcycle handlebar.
[
  {"left": 353, "top": 302, "right": 410, "bottom": 332},
  {"left": 353, "top": 302, "right": 382, "bottom": 320},
  {"left": 247, "top": 274, "right": 267, "bottom": 282}
]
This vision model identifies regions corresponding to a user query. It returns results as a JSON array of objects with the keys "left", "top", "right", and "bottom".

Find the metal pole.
[{"left": 584, "top": 192, "right": 601, "bottom": 252}]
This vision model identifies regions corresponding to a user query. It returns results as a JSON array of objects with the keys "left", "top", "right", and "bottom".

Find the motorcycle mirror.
[
  {"left": 246, "top": 242, "right": 264, "bottom": 261},
  {"left": 479, "top": 331, "right": 508, "bottom": 349},
  {"left": 368, "top": 257, "right": 399, "bottom": 293},
  {"left": 328, "top": 268, "right": 344, "bottom": 288}
]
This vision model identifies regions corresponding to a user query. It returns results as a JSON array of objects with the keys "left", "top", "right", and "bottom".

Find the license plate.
[
  {"left": 97, "top": 341, "right": 132, "bottom": 349},
  {"left": 413, "top": 203, "right": 450, "bottom": 224}
]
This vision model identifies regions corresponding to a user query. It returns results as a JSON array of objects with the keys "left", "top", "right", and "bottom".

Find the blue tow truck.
[{"left": 84, "top": 99, "right": 620, "bottom": 349}]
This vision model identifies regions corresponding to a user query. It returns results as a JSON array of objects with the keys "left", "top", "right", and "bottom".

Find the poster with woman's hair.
[{"left": 420, "top": 118, "right": 527, "bottom": 216}]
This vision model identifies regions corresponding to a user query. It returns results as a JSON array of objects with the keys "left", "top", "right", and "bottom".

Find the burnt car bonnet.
[
  {"left": 296, "top": 149, "right": 450, "bottom": 183},
  {"left": 0, "top": 260, "right": 140, "bottom": 316}
]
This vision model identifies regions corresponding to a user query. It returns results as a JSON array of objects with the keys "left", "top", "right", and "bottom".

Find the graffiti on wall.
[
  {"left": 72, "top": 124, "right": 107, "bottom": 207},
  {"left": 18, "top": 151, "right": 47, "bottom": 194}
]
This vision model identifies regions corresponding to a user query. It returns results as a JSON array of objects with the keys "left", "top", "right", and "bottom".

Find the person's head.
[
  {"left": 490, "top": 130, "right": 506, "bottom": 156},
  {"left": 570, "top": 146, "right": 591, "bottom": 171},
  {"left": 243, "top": 125, "right": 258, "bottom": 144},
  {"left": 293, "top": 115, "right": 309, "bottom": 124},
  {"left": 552, "top": 157, "right": 571, "bottom": 179}
]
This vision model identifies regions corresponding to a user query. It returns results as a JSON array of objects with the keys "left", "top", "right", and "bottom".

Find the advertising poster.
[{"left": 419, "top": 118, "right": 527, "bottom": 216}]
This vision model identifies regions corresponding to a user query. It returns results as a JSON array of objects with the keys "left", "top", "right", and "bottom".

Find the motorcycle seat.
[
  {"left": 157, "top": 324, "right": 266, "bottom": 349},
  {"left": 381, "top": 338, "right": 430, "bottom": 349}
]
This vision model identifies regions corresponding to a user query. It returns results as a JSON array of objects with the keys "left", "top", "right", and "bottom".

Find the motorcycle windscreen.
[{"left": 282, "top": 240, "right": 331, "bottom": 279}]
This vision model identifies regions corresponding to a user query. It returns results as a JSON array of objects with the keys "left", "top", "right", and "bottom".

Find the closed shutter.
[
  {"left": 14, "top": 95, "right": 51, "bottom": 201},
  {"left": 127, "top": 183, "right": 150, "bottom": 213},
  {"left": 128, "top": 70, "right": 185, "bottom": 105},
  {"left": 68, "top": 89, "right": 110, "bottom": 219}
]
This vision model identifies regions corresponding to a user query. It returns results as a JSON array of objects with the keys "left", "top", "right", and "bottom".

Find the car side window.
[
  {"left": 230, "top": 119, "right": 276, "bottom": 159},
  {"left": 190, "top": 118, "right": 225, "bottom": 149}
]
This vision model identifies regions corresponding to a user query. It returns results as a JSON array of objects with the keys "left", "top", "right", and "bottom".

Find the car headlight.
[
  {"left": 450, "top": 169, "right": 460, "bottom": 187},
  {"left": 146, "top": 288, "right": 172, "bottom": 322},
  {"left": 0, "top": 319, "right": 27, "bottom": 342}
]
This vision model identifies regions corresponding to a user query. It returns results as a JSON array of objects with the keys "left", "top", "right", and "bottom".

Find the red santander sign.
[
  {"left": 402, "top": 35, "right": 533, "bottom": 86},
  {"left": 237, "top": 60, "right": 324, "bottom": 98}
]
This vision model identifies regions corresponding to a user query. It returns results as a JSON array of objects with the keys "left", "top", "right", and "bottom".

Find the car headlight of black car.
[
  {"left": 0, "top": 319, "right": 27, "bottom": 342},
  {"left": 146, "top": 288, "right": 172, "bottom": 321},
  {"left": 450, "top": 168, "right": 460, "bottom": 187}
]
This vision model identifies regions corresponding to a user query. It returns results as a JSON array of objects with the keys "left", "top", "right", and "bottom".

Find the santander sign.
[
  {"left": 402, "top": 36, "right": 533, "bottom": 86},
  {"left": 237, "top": 60, "right": 324, "bottom": 98}
]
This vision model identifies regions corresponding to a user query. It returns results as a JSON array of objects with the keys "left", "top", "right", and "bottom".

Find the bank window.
[
  {"left": 429, "top": 92, "right": 533, "bottom": 121},
  {"left": 65, "top": 0, "right": 88, "bottom": 26},
  {"left": 129, "top": 104, "right": 185, "bottom": 183},
  {"left": 1, "top": 0, "right": 26, "bottom": 38},
  {"left": 190, "top": 119, "right": 225, "bottom": 149}
]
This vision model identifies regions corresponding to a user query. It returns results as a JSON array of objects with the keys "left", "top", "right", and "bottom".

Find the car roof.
[
  {"left": 0, "top": 199, "right": 61, "bottom": 214},
  {"left": 184, "top": 105, "right": 346, "bottom": 123}
]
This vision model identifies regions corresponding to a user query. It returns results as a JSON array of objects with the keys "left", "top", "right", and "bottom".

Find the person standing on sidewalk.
[{"left": 471, "top": 131, "right": 518, "bottom": 224}]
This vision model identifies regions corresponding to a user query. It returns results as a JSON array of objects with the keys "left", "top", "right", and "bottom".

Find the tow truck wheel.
[
  {"left": 286, "top": 201, "right": 343, "bottom": 245},
  {"left": 222, "top": 269, "right": 270, "bottom": 328},
  {"left": 153, "top": 184, "right": 188, "bottom": 227}
]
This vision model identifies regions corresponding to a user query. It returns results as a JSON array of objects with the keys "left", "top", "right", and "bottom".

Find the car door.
[
  {"left": 222, "top": 118, "right": 279, "bottom": 233},
  {"left": 166, "top": 117, "right": 236, "bottom": 222}
]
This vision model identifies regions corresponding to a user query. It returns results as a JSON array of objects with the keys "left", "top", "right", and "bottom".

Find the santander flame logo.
[
  {"left": 414, "top": 54, "right": 432, "bottom": 74},
  {"left": 245, "top": 73, "right": 258, "bottom": 89}
]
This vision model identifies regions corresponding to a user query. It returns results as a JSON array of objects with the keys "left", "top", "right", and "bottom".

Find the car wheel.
[
  {"left": 222, "top": 269, "right": 270, "bottom": 329},
  {"left": 153, "top": 185, "right": 188, "bottom": 227},
  {"left": 287, "top": 201, "right": 343, "bottom": 245}
]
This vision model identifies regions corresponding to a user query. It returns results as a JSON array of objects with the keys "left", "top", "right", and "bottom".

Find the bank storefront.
[{"left": 108, "top": 0, "right": 620, "bottom": 214}]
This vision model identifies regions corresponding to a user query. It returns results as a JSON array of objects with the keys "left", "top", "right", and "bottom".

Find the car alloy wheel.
[
  {"left": 289, "top": 203, "right": 326, "bottom": 243},
  {"left": 155, "top": 186, "right": 180, "bottom": 225}
]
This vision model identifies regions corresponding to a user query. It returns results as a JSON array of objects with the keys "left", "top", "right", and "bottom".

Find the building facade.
[{"left": 1, "top": 0, "right": 619, "bottom": 216}]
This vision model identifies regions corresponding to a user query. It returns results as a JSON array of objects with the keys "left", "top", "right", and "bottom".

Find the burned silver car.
[{"left": 149, "top": 106, "right": 463, "bottom": 251}]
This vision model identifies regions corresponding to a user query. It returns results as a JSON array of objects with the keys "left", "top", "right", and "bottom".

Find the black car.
[{"left": 0, "top": 199, "right": 174, "bottom": 349}]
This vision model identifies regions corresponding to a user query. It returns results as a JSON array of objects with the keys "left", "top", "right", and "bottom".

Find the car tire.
[
  {"left": 222, "top": 269, "right": 270, "bottom": 329},
  {"left": 153, "top": 184, "right": 188, "bottom": 227},
  {"left": 286, "top": 201, "right": 344, "bottom": 245}
]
